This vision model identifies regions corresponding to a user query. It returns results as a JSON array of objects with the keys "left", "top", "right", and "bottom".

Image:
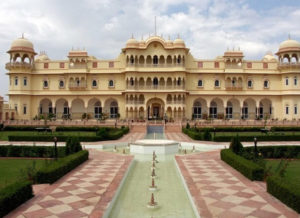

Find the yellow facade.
[{"left": 5, "top": 35, "right": 300, "bottom": 121}]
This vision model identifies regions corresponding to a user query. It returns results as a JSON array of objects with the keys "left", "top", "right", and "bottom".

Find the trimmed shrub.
[
  {"left": 0, "top": 181, "right": 33, "bottom": 217},
  {"left": 203, "top": 128, "right": 212, "bottom": 141},
  {"left": 35, "top": 150, "right": 89, "bottom": 184},
  {"left": 196, "top": 127, "right": 263, "bottom": 132},
  {"left": 267, "top": 176, "right": 300, "bottom": 213},
  {"left": 66, "top": 137, "right": 82, "bottom": 155},
  {"left": 229, "top": 135, "right": 243, "bottom": 154},
  {"left": 182, "top": 128, "right": 203, "bottom": 140},
  {"left": 243, "top": 146, "right": 300, "bottom": 159},
  {"left": 214, "top": 135, "right": 300, "bottom": 142},
  {"left": 186, "top": 123, "right": 190, "bottom": 129},
  {"left": 270, "top": 126, "right": 300, "bottom": 132},
  {"left": 0, "top": 145, "right": 66, "bottom": 157},
  {"left": 220, "top": 149, "right": 264, "bottom": 181},
  {"left": 56, "top": 126, "right": 99, "bottom": 132},
  {"left": 3, "top": 126, "right": 49, "bottom": 131}
]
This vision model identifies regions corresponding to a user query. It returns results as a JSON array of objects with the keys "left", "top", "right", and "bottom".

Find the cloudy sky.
[{"left": 0, "top": 0, "right": 300, "bottom": 100}]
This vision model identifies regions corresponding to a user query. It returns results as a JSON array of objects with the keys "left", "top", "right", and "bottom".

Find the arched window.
[
  {"left": 76, "top": 78, "right": 80, "bottom": 86},
  {"left": 92, "top": 80, "right": 97, "bottom": 87},
  {"left": 285, "top": 77, "right": 289, "bottom": 86},
  {"left": 15, "top": 77, "right": 18, "bottom": 86},
  {"left": 59, "top": 80, "right": 64, "bottom": 88},
  {"left": 198, "top": 80, "right": 203, "bottom": 87},
  {"left": 210, "top": 101, "right": 217, "bottom": 119},
  {"left": 193, "top": 101, "right": 202, "bottom": 119},
  {"left": 153, "top": 77, "right": 158, "bottom": 86},
  {"left": 264, "top": 80, "right": 269, "bottom": 88},
  {"left": 214, "top": 80, "right": 220, "bottom": 87},
  {"left": 94, "top": 101, "right": 102, "bottom": 119},
  {"left": 109, "top": 80, "right": 114, "bottom": 87},
  {"left": 130, "top": 78, "right": 134, "bottom": 86},
  {"left": 177, "top": 78, "right": 181, "bottom": 86},
  {"left": 247, "top": 80, "right": 253, "bottom": 88},
  {"left": 130, "top": 56, "right": 134, "bottom": 64},
  {"left": 23, "top": 77, "right": 27, "bottom": 86},
  {"left": 226, "top": 102, "right": 233, "bottom": 119},
  {"left": 43, "top": 80, "right": 48, "bottom": 88},
  {"left": 232, "top": 79, "right": 236, "bottom": 87},
  {"left": 110, "top": 101, "right": 118, "bottom": 118},
  {"left": 153, "top": 55, "right": 158, "bottom": 65},
  {"left": 294, "top": 76, "right": 298, "bottom": 86}
]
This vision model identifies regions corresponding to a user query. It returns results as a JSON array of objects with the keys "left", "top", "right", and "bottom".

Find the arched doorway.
[{"left": 146, "top": 98, "right": 165, "bottom": 120}]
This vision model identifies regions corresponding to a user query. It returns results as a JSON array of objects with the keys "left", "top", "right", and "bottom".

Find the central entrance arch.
[{"left": 146, "top": 97, "right": 165, "bottom": 120}]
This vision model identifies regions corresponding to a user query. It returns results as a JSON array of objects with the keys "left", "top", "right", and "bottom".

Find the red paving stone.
[
  {"left": 6, "top": 150, "right": 133, "bottom": 218},
  {"left": 176, "top": 151, "right": 300, "bottom": 218}
]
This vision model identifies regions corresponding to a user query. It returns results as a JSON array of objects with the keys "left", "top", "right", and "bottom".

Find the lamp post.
[
  {"left": 53, "top": 137, "right": 58, "bottom": 160},
  {"left": 254, "top": 137, "right": 258, "bottom": 158},
  {"left": 214, "top": 127, "right": 216, "bottom": 139}
]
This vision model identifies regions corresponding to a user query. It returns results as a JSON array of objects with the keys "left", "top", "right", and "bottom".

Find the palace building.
[{"left": 5, "top": 35, "right": 300, "bottom": 121}]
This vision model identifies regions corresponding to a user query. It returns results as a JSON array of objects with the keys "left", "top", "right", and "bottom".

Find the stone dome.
[
  {"left": 173, "top": 37, "right": 185, "bottom": 48},
  {"left": 263, "top": 52, "right": 277, "bottom": 61},
  {"left": 36, "top": 53, "right": 50, "bottom": 61},
  {"left": 277, "top": 39, "right": 300, "bottom": 53},
  {"left": 9, "top": 37, "right": 35, "bottom": 53},
  {"left": 126, "top": 37, "right": 139, "bottom": 48}
]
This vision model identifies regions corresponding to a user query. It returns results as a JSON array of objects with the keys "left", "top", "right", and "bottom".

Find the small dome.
[
  {"left": 263, "top": 52, "right": 277, "bottom": 61},
  {"left": 126, "top": 37, "right": 139, "bottom": 48},
  {"left": 277, "top": 39, "right": 300, "bottom": 53},
  {"left": 173, "top": 37, "right": 185, "bottom": 48},
  {"left": 36, "top": 52, "right": 50, "bottom": 61},
  {"left": 9, "top": 37, "right": 35, "bottom": 53}
]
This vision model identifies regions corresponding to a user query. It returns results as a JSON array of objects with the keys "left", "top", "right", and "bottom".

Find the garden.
[
  {"left": 220, "top": 135, "right": 300, "bottom": 213},
  {"left": 182, "top": 125, "right": 300, "bottom": 142},
  {"left": 0, "top": 138, "right": 89, "bottom": 217},
  {"left": 0, "top": 125, "right": 129, "bottom": 142}
]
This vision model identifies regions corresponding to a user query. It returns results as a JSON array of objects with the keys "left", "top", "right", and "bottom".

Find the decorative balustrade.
[
  {"left": 126, "top": 63, "right": 185, "bottom": 68},
  {"left": 6, "top": 62, "right": 33, "bottom": 70},
  {"left": 278, "top": 62, "right": 300, "bottom": 69},
  {"left": 126, "top": 85, "right": 185, "bottom": 90},
  {"left": 68, "top": 82, "right": 87, "bottom": 90},
  {"left": 166, "top": 100, "right": 185, "bottom": 105},
  {"left": 126, "top": 101, "right": 145, "bottom": 105},
  {"left": 225, "top": 86, "right": 243, "bottom": 91}
]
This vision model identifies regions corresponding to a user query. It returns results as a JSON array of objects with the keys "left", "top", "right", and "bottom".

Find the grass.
[
  {"left": 0, "top": 159, "right": 48, "bottom": 188},
  {"left": 0, "top": 131, "right": 96, "bottom": 141},
  {"left": 266, "top": 159, "right": 300, "bottom": 187}
]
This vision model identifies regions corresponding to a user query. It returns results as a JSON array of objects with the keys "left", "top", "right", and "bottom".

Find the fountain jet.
[
  {"left": 147, "top": 193, "right": 158, "bottom": 208},
  {"left": 149, "top": 178, "right": 157, "bottom": 191}
]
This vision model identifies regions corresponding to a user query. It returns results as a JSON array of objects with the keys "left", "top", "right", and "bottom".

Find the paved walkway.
[
  {"left": 7, "top": 150, "right": 133, "bottom": 218},
  {"left": 176, "top": 151, "right": 300, "bottom": 218}
]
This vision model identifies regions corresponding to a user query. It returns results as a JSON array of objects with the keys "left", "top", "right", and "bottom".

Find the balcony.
[
  {"left": 126, "top": 101, "right": 145, "bottom": 105},
  {"left": 126, "top": 63, "right": 185, "bottom": 70},
  {"left": 68, "top": 82, "right": 87, "bottom": 90},
  {"left": 6, "top": 62, "right": 33, "bottom": 70},
  {"left": 278, "top": 62, "right": 300, "bottom": 70},
  {"left": 126, "top": 85, "right": 185, "bottom": 91},
  {"left": 225, "top": 86, "right": 243, "bottom": 91},
  {"left": 166, "top": 100, "right": 185, "bottom": 105}
]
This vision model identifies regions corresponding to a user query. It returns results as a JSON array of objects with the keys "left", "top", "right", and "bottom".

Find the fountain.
[
  {"left": 149, "top": 178, "right": 157, "bottom": 191},
  {"left": 192, "top": 145, "right": 195, "bottom": 152},
  {"left": 151, "top": 168, "right": 156, "bottom": 179},
  {"left": 151, "top": 161, "right": 155, "bottom": 170},
  {"left": 147, "top": 193, "right": 158, "bottom": 209},
  {"left": 113, "top": 145, "right": 117, "bottom": 152},
  {"left": 130, "top": 139, "right": 179, "bottom": 154},
  {"left": 123, "top": 148, "right": 126, "bottom": 154}
]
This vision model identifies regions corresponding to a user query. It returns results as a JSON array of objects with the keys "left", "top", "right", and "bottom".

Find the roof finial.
[
  {"left": 161, "top": 33, "right": 163, "bottom": 38},
  {"left": 141, "top": 35, "right": 144, "bottom": 40},
  {"left": 131, "top": 33, "right": 134, "bottom": 39},
  {"left": 168, "top": 35, "right": 170, "bottom": 40},
  {"left": 177, "top": 33, "right": 180, "bottom": 39},
  {"left": 154, "top": 16, "right": 157, "bottom": 36},
  {"left": 22, "top": 33, "right": 24, "bottom": 38},
  {"left": 238, "top": 46, "right": 240, "bottom": 51},
  {"left": 288, "top": 33, "right": 291, "bottom": 40}
]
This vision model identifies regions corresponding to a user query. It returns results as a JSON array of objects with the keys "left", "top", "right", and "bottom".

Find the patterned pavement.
[
  {"left": 176, "top": 151, "right": 300, "bottom": 218},
  {"left": 7, "top": 150, "right": 133, "bottom": 218}
]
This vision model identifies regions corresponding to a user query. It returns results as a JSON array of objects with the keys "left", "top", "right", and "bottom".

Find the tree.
[{"left": 229, "top": 135, "right": 243, "bottom": 154}]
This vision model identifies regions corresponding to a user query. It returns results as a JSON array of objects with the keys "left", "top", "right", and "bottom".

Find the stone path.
[
  {"left": 176, "top": 151, "right": 300, "bottom": 218},
  {"left": 7, "top": 150, "right": 133, "bottom": 218}
]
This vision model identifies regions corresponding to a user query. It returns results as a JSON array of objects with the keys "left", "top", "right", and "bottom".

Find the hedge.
[
  {"left": 214, "top": 135, "right": 300, "bottom": 142},
  {"left": 220, "top": 149, "right": 264, "bottom": 181},
  {"left": 243, "top": 146, "right": 300, "bottom": 159},
  {"left": 3, "top": 126, "right": 50, "bottom": 131},
  {"left": 182, "top": 128, "right": 203, "bottom": 140},
  {"left": 56, "top": 126, "right": 99, "bottom": 132},
  {"left": 35, "top": 150, "right": 89, "bottom": 184},
  {"left": 194, "top": 127, "right": 263, "bottom": 132},
  {"left": 270, "top": 126, "right": 300, "bottom": 132},
  {"left": 267, "top": 175, "right": 300, "bottom": 213},
  {"left": 0, "top": 181, "right": 33, "bottom": 217},
  {"left": 0, "top": 145, "right": 66, "bottom": 158}
]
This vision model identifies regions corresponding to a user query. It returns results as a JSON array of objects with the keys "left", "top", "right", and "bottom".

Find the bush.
[
  {"left": 0, "top": 181, "right": 33, "bottom": 217},
  {"left": 65, "top": 137, "right": 82, "bottom": 155},
  {"left": 203, "top": 129, "right": 212, "bottom": 141},
  {"left": 0, "top": 145, "right": 66, "bottom": 157},
  {"left": 270, "top": 126, "right": 300, "bottom": 132},
  {"left": 220, "top": 149, "right": 264, "bottom": 181},
  {"left": 229, "top": 135, "right": 244, "bottom": 154},
  {"left": 3, "top": 126, "right": 49, "bottom": 131},
  {"left": 243, "top": 146, "right": 300, "bottom": 159},
  {"left": 267, "top": 175, "right": 300, "bottom": 213},
  {"left": 56, "top": 126, "right": 99, "bottom": 132},
  {"left": 214, "top": 135, "right": 300, "bottom": 142},
  {"left": 186, "top": 123, "right": 190, "bottom": 129},
  {"left": 182, "top": 128, "right": 203, "bottom": 140},
  {"left": 35, "top": 150, "right": 89, "bottom": 184}
]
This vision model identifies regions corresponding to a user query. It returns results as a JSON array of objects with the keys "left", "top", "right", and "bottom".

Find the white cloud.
[{"left": 0, "top": 0, "right": 300, "bottom": 100}]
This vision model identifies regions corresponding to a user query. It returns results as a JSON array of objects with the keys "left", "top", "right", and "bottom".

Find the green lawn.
[
  {"left": 0, "top": 159, "right": 48, "bottom": 188},
  {"left": 214, "top": 131, "right": 300, "bottom": 137},
  {"left": 0, "top": 131, "right": 96, "bottom": 141},
  {"left": 266, "top": 159, "right": 300, "bottom": 187}
]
